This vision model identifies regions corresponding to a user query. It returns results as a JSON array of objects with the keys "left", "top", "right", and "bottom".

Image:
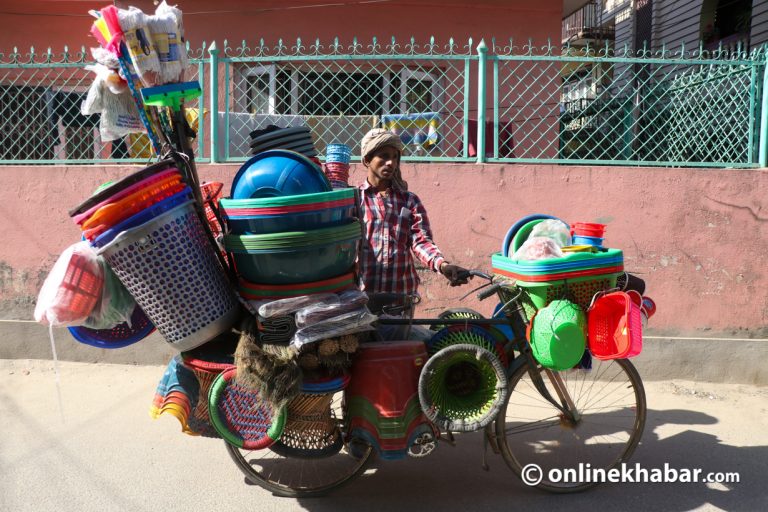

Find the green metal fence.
[{"left": 1, "top": 38, "right": 766, "bottom": 168}]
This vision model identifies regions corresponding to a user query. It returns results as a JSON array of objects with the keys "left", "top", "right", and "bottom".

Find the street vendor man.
[{"left": 357, "top": 128, "right": 470, "bottom": 337}]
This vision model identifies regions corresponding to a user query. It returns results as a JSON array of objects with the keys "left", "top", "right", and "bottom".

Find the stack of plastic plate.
[{"left": 249, "top": 126, "right": 317, "bottom": 158}]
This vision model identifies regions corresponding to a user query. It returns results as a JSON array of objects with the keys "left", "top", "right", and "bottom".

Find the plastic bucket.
[
  {"left": 97, "top": 201, "right": 240, "bottom": 351},
  {"left": 572, "top": 222, "right": 606, "bottom": 238}
]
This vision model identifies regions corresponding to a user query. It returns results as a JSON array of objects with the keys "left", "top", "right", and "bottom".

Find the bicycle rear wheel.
[
  {"left": 496, "top": 357, "right": 646, "bottom": 493},
  {"left": 226, "top": 390, "right": 374, "bottom": 497}
]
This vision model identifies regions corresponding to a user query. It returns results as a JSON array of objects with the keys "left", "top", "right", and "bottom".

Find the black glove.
[{"left": 440, "top": 263, "right": 471, "bottom": 287}]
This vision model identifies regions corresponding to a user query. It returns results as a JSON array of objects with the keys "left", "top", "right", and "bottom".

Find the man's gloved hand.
[{"left": 439, "top": 262, "right": 472, "bottom": 287}]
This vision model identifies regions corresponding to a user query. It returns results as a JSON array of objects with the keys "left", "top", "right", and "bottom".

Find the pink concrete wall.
[
  {"left": 0, "top": 1, "right": 560, "bottom": 55},
  {"left": 1, "top": 162, "right": 766, "bottom": 339}
]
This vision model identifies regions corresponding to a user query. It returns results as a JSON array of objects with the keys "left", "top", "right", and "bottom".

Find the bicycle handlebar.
[{"left": 477, "top": 283, "right": 502, "bottom": 301}]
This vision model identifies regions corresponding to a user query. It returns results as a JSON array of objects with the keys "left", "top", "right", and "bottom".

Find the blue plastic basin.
[
  {"left": 230, "top": 237, "right": 360, "bottom": 284},
  {"left": 231, "top": 149, "right": 331, "bottom": 199}
]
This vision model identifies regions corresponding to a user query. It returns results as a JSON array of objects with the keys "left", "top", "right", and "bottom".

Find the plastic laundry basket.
[{"left": 97, "top": 201, "right": 240, "bottom": 351}]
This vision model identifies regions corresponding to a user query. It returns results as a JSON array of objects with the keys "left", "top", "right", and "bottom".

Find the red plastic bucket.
[{"left": 572, "top": 222, "right": 606, "bottom": 238}]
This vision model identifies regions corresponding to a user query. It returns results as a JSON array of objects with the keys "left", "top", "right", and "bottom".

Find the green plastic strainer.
[{"left": 528, "top": 299, "right": 586, "bottom": 370}]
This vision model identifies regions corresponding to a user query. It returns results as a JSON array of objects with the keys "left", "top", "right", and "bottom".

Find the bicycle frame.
[{"left": 374, "top": 277, "right": 580, "bottom": 422}]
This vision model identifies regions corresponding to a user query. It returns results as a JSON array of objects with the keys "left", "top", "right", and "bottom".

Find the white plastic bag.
[
  {"left": 513, "top": 236, "right": 564, "bottom": 261},
  {"left": 257, "top": 294, "right": 338, "bottom": 319},
  {"left": 530, "top": 219, "right": 572, "bottom": 248},
  {"left": 82, "top": 63, "right": 144, "bottom": 141},
  {"left": 291, "top": 307, "right": 377, "bottom": 348},
  {"left": 294, "top": 290, "right": 369, "bottom": 328},
  {"left": 34, "top": 242, "right": 104, "bottom": 326}
]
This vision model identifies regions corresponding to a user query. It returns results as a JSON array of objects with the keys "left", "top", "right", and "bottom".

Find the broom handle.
[
  {"left": 116, "top": 42, "right": 163, "bottom": 155},
  {"left": 174, "top": 105, "right": 238, "bottom": 284}
]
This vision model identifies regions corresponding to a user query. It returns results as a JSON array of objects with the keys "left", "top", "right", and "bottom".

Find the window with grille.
[{"left": 238, "top": 64, "right": 442, "bottom": 117}]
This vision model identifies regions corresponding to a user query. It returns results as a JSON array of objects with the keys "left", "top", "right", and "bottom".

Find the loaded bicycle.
[{"left": 222, "top": 270, "right": 647, "bottom": 497}]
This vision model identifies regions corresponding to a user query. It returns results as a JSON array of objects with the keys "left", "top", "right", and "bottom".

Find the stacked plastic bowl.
[
  {"left": 323, "top": 143, "right": 351, "bottom": 188},
  {"left": 68, "top": 159, "right": 240, "bottom": 352},
  {"left": 222, "top": 149, "right": 361, "bottom": 297}
]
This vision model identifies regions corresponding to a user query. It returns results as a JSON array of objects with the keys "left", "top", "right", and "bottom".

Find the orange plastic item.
[
  {"left": 73, "top": 168, "right": 181, "bottom": 225},
  {"left": 587, "top": 291, "right": 643, "bottom": 360},
  {"left": 34, "top": 245, "right": 104, "bottom": 325},
  {"left": 200, "top": 181, "right": 224, "bottom": 236},
  {"left": 81, "top": 178, "right": 185, "bottom": 239}
]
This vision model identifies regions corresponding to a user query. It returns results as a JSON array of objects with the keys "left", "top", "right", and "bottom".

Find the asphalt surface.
[{"left": 1, "top": 359, "right": 767, "bottom": 512}]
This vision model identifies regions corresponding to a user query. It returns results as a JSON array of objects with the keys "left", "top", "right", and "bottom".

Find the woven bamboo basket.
[{"left": 270, "top": 391, "right": 343, "bottom": 458}]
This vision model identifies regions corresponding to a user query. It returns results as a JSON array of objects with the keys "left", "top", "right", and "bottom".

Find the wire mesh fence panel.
[
  {"left": 219, "top": 38, "right": 474, "bottom": 162},
  {"left": 489, "top": 41, "right": 763, "bottom": 167},
  {"left": 0, "top": 45, "right": 207, "bottom": 164},
  {"left": 0, "top": 39, "right": 764, "bottom": 168}
]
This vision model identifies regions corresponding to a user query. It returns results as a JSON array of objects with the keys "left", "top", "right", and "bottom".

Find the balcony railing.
[{"left": 562, "top": 1, "right": 615, "bottom": 44}]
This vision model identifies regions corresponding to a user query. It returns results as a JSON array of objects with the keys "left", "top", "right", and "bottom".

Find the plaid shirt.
[{"left": 358, "top": 180, "right": 445, "bottom": 294}]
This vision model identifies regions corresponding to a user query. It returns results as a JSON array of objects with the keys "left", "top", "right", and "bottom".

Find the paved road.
[{"left": 1, "top": 359, "right": 767, "bottom": 512}]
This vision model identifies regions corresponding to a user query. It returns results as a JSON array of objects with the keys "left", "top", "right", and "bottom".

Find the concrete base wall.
[{"left": 2, "top": 162, "right": 766, "bottom": 383}]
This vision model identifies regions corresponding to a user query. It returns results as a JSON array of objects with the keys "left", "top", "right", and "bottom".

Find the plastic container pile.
[{"left": 492, "top": 214, "right": 655, "bottom": 370}]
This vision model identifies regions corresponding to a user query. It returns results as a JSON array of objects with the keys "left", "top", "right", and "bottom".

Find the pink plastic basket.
[{"left": 587, "top": 291, "right": 642, "bottom": 360}]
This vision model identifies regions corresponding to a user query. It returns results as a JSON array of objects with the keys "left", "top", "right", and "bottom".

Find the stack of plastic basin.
[
  {"left": 223, "top": 151, "right": 360, "bottom": 297},
  {"left": 220, "top": 188, "right": 357, "bottom": 235},
  {"left": 223, "top": 221, "right": 362, "bottom": 284}
]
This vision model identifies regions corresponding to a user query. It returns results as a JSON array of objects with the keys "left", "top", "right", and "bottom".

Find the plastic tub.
[
  {"left": 238, "top": 272, "right": 356, "bottom": 299},
  {"left": 220, "top": 188, "right": 355, "bottom": 210},
  {"left": 223, "top": 220, "right": 362, "bottom": 251},
  {"left": 572, "top": 234, "right": 604, "bottom": 247},
  {"left": 502, "top": 214, "right": 566, "bottom": 257},
  {"left": 67, "top": 305, "right": 155, "bottom": 349},
  {"left": 228, "top": 237, "right": 360, "bottom": 284},
  {"left": 224, "top": 203, "right": 355, "bottom": 234},
  {"left": 230, "top": 149, "right": 331, "bottom": 199}
]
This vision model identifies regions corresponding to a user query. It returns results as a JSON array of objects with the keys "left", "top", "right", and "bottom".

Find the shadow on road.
[{"left": 261, "top": 408, "right": 765, "bottom": 511}]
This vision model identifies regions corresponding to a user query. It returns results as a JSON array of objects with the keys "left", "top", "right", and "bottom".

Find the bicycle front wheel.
[
  {"left": 226, "top": 390, "right": 374, "bottom": 497},
  {"left": 496, "top": 358, "right": 646, "bottom": 493}
]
